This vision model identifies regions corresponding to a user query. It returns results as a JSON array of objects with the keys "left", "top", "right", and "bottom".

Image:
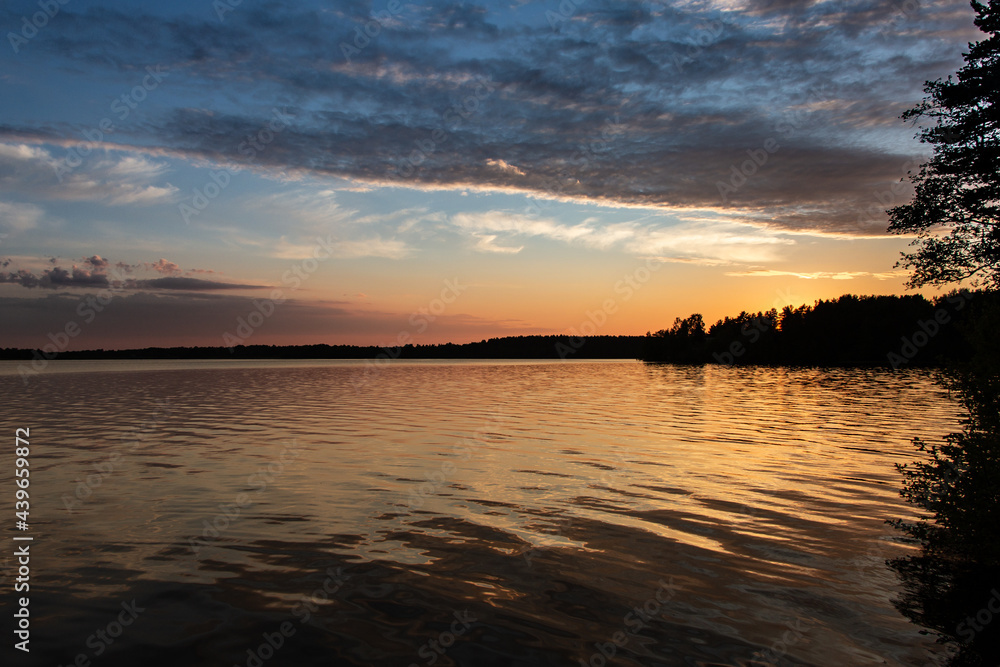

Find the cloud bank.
[{"left": 0, "top": 0, "right": 979, "bottom": 236}]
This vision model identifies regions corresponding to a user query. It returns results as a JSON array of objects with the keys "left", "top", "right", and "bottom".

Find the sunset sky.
[{"left": 0, "top": 0, "right": 983, "bottom": 349}]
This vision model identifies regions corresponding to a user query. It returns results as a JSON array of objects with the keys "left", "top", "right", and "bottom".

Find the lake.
[{"left": 0, "top": 360, "right": 961, "bottom": 666}]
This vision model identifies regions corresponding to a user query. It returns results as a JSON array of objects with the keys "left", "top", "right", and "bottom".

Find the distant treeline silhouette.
[
  {"left": 641, "top": 289, "right": 998, "bottom": 367},
  {"left": 2, "top": 290, "right": 996, "bottom": 366},
  {"left": 0, "top": 335, "right": 646, "bottom": 362}
]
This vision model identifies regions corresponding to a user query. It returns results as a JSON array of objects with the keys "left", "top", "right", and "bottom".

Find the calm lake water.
[{"left": 0, "top": 360, "right": 963, "bottom": 666}]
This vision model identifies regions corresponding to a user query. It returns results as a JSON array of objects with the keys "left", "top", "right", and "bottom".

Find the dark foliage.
[
  {"left": 3, "top": 292, "right": 998, "bottom": 367},
  {"left": 887, "top": 0, "right": 1000, "bottom": 289},
  {"left": 884, "top": 5, "right": 1000, "bottom": 663},
  {"left": 640, "top": 290, "right": 997, "bottom": 367},
  {"left": 887, "top": 300, "right": 1000, "bottom": 666}
]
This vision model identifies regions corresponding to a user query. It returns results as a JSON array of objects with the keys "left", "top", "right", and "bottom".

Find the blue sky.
[{"left": 0, "top": 0, "right": 983, "bottom": 348}]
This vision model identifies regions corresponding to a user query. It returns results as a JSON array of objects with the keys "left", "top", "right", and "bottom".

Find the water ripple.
[{"left": 0, "top": 360, "right": 961, "bottom": 666}]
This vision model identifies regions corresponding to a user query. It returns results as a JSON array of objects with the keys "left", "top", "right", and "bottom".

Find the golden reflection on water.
[{"left": 0, "top": 360, "right": 962, "bottom": 666}]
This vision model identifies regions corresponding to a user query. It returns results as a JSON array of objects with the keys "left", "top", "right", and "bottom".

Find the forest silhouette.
[
  {"left": 641, "top": 289, "right": 999, "bottom": 367},
  {"left": 1, "top": 289, "right": 998, "bottom": 366},
  {"left": 875, "top": 1, "right": 1000, "bottom": 663}
]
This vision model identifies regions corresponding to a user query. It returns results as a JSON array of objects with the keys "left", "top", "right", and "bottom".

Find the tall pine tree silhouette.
[{"left": 888, "top": 1, "right": 1000, "bottom": 288}]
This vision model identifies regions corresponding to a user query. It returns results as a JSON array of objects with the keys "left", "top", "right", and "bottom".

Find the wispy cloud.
[
  {"left": 471, "top": 233, "right": 524, "bottom": 254},
  {"left": 0, "top": 200, "right": 45, "bottom": 234},
  {"left": 0, "top": 143, "right": 178, "bottom": 206},
  {"left": 451, "top": 210, "right": 795, "bottom": 263},
  {"left": 724, "top": 269, "right": 910, "bottom": 280}
]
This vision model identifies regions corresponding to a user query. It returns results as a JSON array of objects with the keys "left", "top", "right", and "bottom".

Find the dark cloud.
[
  {"left": 0, "top": 0, "right": 981, "bottom": 236},
  {"left": 1, "top": 266, "right": 109, "bottom": 289},
  {"left": 0, "top": 258, "right": 264, "bottom": 291},
  {"left": 136, "top": 277, "right": 265, "bottom": 291}
]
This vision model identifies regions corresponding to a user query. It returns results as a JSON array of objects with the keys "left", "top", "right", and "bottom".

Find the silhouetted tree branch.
[{"left": 887, "top": 0, "right": 1000, "bottom": 289}]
